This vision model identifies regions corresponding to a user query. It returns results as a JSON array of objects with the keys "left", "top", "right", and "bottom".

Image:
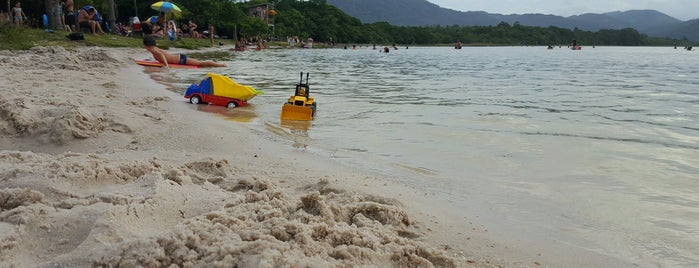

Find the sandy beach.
[{"left": 0, "top": 46, "right": 569, "bottom": 267}]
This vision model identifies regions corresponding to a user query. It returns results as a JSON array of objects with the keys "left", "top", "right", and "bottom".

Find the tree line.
[
  {"left": 271, "top": 0, "right": 687, "bottom": 46},
  {"left": 22, "top": 0, "right": 692, "bottom": 46}
]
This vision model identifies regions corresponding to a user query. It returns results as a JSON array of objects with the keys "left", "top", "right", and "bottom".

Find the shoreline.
[{"left": 0, "top": 46, "right": 630, "bottom": 267}]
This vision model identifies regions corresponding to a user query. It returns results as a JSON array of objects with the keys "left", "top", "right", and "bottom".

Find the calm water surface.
[{"left": 148, "top": 46, "right": 698, "bottom": 267}]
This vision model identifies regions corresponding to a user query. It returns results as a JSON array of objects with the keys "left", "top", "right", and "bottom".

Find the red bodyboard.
[{"left": 135, "top": 59, "right": 200, "bottom": 69}]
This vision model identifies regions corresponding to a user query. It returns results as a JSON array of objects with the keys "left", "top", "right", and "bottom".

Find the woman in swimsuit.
[{"left": 12, "top": 2, "right": 27, "bottom": 26}]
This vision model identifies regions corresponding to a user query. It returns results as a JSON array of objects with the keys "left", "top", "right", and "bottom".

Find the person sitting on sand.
[
  {"left": 143, "top": 35, "right": 226, "bottom": 67},
  {"left": 188, "top": 20, "right": 200, "bottom": 39},
  {"left": 78, "top": 6, "right": 104, "bottom": 35}
]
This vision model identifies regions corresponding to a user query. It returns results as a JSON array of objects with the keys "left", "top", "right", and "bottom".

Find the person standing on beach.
[
  {"left": 208, "top": 24, "right": 215, "bottom": 47},
  {"left": 143, "top": 35, "right": 226, "bottom": 67},
  {"left": 59, "top": 1, "right": 66, "bottom": 31},
  {"left": 65, "top": 0, "right": 75, "bottom": 32},
  {"left": 12, "top": 2, "right": 27, "bottom": 26}
]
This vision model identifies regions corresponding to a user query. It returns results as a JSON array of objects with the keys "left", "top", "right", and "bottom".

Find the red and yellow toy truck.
[{"left": 185, "top": 73, "right": 263, "bottom": 108}]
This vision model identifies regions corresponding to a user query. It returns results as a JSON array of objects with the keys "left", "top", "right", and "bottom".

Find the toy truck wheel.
[
  {"left": 190, "top": 95, "right": 201, "bottom": 104},
  {"left": 227, "top": 102, "right": 238, "bottom": 108}
]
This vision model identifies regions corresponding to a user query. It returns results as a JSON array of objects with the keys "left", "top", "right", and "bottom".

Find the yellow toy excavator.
[{"left": 280, "top": 72, "right": 316, "bottom": 121}]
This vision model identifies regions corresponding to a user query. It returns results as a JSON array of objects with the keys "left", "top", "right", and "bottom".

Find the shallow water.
[{"left": 146, "top": 46, "right": 699, "bottom": 267}]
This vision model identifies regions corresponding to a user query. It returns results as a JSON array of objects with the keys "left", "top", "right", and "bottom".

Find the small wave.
[
  {"left": 596, "top": 115, "right": 699, "bottom": 132},
  {"left": 341, "top": 147, "right": 368, "bottom": 153},
  {"left": 510, "top": 105, "right": 581, "bottom": 113},
  {"left": 478, "top": 112, "right": 531, "bottom": 118},
  {"left": 641, "top": 194, "right": 699, "bottom": 209},
  {"left": 520, "top": 131, "right": 699, "bottom": 150},
  {"left": 377, "top": 121, "right": 407, "bottom": 125},
  {"left": 610, "top": 108, "right": 647, "bottom": 113},
  {"left": 390, "top": 162, "right": 439, "bottom": 176}
]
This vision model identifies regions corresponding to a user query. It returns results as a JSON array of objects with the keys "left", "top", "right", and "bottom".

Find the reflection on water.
[
  {"left": 141, "top": 46, "right": 699, "bottom": 267},
  {"left": 263, "top": 120, "right": 311, "bottom": 148},
  {"left": 142, "top": 65, "right": 191, "bottom": 93},
  {"left": 280, "top": 119, "right": 312, "bottom": 131},
  {"left": 280, "top": 120, "right": 312, "bottom": 148},
  {"left": 188, "top": 51, "right": 236, "bottom": 62},
  {"left": 193, "top": 104, "right": 259, "bottom": 123}
]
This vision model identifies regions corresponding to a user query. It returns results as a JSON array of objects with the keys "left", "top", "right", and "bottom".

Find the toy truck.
[
  {"left": 185, "top": 73, "right": 263, "bottom": 108},
  {"left": 280, "top": 72, "right": 316, "bottom": 120}
]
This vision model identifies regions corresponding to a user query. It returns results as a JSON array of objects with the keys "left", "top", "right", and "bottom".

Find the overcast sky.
[{"left": 427, "top": 0, "right": 699, "bottom": 21}]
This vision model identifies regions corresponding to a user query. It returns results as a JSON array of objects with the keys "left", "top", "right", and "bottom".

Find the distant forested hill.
[
  {"left": 326, "top": 0, "right": 697, "bottom": 40},
  {"left": 324, "top": 0, "right": 498, "bottom": 26}
]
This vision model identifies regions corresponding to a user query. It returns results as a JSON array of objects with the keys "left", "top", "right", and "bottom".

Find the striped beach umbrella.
[{"left": 151, "top": 1, "right": 182, "bottom": 14}]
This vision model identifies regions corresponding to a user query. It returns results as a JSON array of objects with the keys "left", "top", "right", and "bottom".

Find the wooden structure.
[{"left": 247, "top": 3, "right": 274, "bottom": 28}]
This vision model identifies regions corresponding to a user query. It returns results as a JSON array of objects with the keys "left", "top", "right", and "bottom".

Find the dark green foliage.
[
  {"left": 15, "top": 0, "right": 697, "bottom": 46},
  {"left": 264, "top": 1, "right": 691, "bottom": 46}
]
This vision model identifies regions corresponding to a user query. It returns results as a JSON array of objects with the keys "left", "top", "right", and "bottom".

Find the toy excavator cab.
[
  {"left": 295, "top": 78, "right": 309, "bottom": 98},
  {"left": 281, "top": 72, "right": 317, "bottom": 121},
  {"left": 292, "top": 73, "right": 310, "bottom": 101}
]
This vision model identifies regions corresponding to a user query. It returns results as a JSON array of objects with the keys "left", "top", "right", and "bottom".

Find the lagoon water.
[{"left": 153, "top": 46, "right": 698, "bottom": 267}]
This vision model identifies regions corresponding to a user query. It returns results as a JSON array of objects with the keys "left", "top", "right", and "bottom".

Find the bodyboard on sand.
[{"left": 135, "top": 60, "right": 200, "bottom": 69}]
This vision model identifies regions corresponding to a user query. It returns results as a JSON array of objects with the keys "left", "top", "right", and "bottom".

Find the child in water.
[{"left": 143, "top": 35, "right": 226, "bottom": 67}]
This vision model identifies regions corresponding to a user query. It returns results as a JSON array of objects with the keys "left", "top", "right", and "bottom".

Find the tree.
[{"left": 46, "top": 0, "right": 60, "bottom": 29}]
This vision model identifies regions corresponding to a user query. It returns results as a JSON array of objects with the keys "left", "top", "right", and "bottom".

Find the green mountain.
[{"left": 326, "top": 0, "right": 697, "bottom": 40}]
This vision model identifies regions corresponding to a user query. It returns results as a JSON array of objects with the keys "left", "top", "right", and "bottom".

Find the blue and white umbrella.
[{"left": 147, "top": 16, "right": 158, "bottom": 24}]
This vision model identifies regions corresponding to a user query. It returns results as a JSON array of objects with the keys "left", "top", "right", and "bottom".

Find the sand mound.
[
  {"left": 0, "top": 99, "right": 110, "bottom": 144},
  {"left": 0, "top": 47, "right": 136, "bottom": 145},
  {"left": 0, "top": 188, "right": 44, "bottom": 210},
  {"left": 0, "top": 46, "right": 120, "bottom": 71},
  {"left": 97, "top": 182, "right": 456, "bottom": 267},
  {"left": 0, "top": 151, "right": 457, "bottom": 267}
]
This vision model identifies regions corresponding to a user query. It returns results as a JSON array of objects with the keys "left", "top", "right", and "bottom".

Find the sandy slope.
[{"left": 0, "top": 46, "right": 558, "bottom": 267}]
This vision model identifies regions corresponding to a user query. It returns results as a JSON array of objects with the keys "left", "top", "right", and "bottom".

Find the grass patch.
[
  {"left": 0, "top": 24, "right": 35, "bottom": 50},
  {"left": 0, "top": 24, "right": 234, "bottom": 51}
]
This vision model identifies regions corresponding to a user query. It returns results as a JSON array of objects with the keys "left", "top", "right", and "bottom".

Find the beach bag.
[{"left": 67, "top": 32, "right": 84, "bottom": 40}]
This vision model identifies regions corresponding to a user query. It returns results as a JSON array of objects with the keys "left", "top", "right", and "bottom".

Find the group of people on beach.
[
  {"left": 9, "top": 1, "right": 104, "bottom": 35},
  {"left": 8, "top": 0, "right": 206, "bottom": 39},
  {"left": 232, "top": 36, "right": 270, "bottom": 51},
  {"left": 140, "top": 15, "right": 202, "bottom": 40},
  {"left": 62, "top": 0, "right": 106, "bottom": 35}
]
